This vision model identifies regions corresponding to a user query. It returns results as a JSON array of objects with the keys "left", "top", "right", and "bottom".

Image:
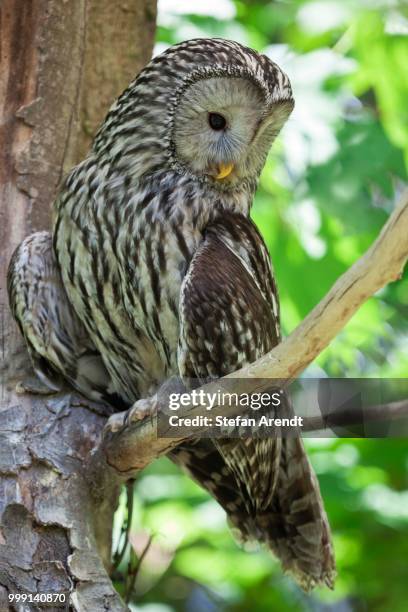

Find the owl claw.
[
  {"left": 104, "top": 395, "right": 159, "bottom": 435},
  {"left": 124, "top": 395, "right": 158, "bottom": 427}
]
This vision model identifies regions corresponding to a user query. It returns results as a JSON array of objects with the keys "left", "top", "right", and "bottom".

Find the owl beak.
[{"left": 214, "top": 162, "right": 234, "bottom": 180}]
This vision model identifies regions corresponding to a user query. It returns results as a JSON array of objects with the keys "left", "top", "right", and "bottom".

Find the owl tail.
[
  {"left": 170, "top": 436, "right": 335, "bottom": 591},
  {"left": 252, "top": 436, "right": 336, "bottom": 591}
]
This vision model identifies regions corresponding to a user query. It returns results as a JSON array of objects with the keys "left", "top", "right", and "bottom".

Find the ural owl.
[{"left": 8, "top": 38, "right": 335, "bottom": 589}]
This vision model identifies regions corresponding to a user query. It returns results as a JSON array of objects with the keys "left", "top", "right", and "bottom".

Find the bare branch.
[{"left": 97, "top": 190, "right": 408, "bottom": 477}]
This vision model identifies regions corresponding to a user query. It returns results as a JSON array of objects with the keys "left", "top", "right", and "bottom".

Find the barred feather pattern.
[
  {"left": 8, "top": 38, "right": 335, "bottom": 589},
  {"left": 7, "top": 232, "right": 126, "bottom": 407}
]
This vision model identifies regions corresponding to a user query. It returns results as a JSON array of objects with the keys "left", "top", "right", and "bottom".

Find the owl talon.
[
  {"left": 104, "top": 396, "right": 158, "bottom": 435},
  {"left": 124, "top": 396, "right": 158, "bottom": 427}
]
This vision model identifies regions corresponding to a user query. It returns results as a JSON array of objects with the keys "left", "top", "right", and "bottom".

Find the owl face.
[
  {"left": 172, "top": 66, "right": 294, "bottom": 189},
  {"left": 94, "top": 39, "right": 294, "bottom": 191}
]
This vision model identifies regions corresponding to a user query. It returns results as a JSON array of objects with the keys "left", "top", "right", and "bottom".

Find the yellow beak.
[{"left": 215, "top": 162, "right": 234, "bottom": 180}]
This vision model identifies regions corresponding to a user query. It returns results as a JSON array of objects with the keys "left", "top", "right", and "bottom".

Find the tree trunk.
[{"left": 0, "top": 1, "right": 156, "bottom": 610}]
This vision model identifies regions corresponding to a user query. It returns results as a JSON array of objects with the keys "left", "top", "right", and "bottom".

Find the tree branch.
[{"left": 96, "top": 189, "right": 408, "bottom": 477}]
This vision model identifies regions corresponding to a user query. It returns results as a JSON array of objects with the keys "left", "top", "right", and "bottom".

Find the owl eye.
[{"left": 208, "top": 112, "right": 226, "bottom": 131}]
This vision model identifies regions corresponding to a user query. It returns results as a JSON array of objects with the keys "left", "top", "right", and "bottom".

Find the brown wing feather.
[
  {"left": 173, "top": 212, "right": 335, "bottom": 590},
  {"left": 178, "top": 214, "right": 279, "bottom": 379}
]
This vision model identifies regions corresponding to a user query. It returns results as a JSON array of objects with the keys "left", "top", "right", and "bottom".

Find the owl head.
[{"left": 94, "top": 39, "right": 294, "bottom": 192}]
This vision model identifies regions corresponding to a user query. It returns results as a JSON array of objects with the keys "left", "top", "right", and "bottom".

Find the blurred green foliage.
[{"left": 114, "top": 1, "right": 408, "bottom": 610}]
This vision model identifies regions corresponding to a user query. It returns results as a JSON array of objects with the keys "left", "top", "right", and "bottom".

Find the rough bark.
[
  {"left": 0, "top": 1, "right": 156, "bottom": 610},
  {"left": 77, "top": 0, "right": 157, "bottom": 161}
]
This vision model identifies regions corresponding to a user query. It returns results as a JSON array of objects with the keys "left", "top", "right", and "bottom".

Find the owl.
[{"left": 8, "top": 38, "right": 335, "bottom": 589}]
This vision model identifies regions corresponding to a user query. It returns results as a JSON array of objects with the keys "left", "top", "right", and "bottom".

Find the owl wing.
[
  {"left": 172, "top": 212, "right": 335, "bottom": 590},
  {"left": 178, "top": 213, "right": 280, "bottom": 378},
  {"left": 7, "top": 232, "right": 122, "bottom": 406}
]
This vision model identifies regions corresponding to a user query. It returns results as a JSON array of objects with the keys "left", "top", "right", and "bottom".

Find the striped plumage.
[{"left": 8, "top": 38, "right": 335, "bottom": 589}]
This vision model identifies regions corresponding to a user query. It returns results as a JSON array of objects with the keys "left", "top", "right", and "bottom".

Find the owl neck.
[{"left": 137, "top": 169, "right": 257, "bottom": 227}]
